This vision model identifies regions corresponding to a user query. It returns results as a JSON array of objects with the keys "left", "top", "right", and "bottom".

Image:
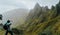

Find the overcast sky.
[{"left": 0, "top": 0, "right": 59, "bottom": 14}]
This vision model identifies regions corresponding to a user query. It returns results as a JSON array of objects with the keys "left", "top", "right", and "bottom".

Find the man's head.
[{"left": 7, "top": 20, "right": 10, "bottom": 23}]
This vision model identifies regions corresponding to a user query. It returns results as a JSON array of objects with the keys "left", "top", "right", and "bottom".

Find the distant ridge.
[{"left": 2, "top": 8, "right": 29, "bottom": 27}]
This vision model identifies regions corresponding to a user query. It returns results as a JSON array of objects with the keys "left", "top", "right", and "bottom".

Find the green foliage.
[
  {"left": 12, "top": 28, "right": 24, "bottom": 35},
  {"left": 17, "top": 1, "right": 60, "bottom": 35},
  {"left": 56, "top": 1, "right": 60, "bottom": 15}
]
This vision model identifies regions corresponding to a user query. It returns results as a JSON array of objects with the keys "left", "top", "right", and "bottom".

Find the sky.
[{"left": 0, "top": 0, "right": 59, "bottom": 14}]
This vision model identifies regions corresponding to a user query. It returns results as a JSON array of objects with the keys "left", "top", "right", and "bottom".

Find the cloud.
[
  {"left": 0, "top": 0, "right": 28, "bottom": 14},
  {"left": 0, "top": 0, "right": 59, "bottom": 14},
  {"left": 38, "top": 0, "right": 59, "bottom": 8}
]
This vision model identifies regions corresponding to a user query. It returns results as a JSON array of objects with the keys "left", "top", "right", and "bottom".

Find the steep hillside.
[
  {"left": 23, "top": 3, "right": 50, "bottom": 29},
  {"left": 18, "top": 2, "right": 60, "bottom": 35}
]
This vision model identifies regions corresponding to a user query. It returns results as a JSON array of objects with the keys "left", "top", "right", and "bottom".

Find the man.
[{"left": 3, "top": 20, "right": 13, "bottom": 35}]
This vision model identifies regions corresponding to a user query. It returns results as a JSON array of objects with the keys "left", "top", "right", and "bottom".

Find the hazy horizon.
[{"left": 0, "top": 0, "right": 59, "bottom": 14}]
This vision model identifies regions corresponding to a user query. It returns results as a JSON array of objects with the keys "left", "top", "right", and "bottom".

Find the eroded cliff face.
[
  {"left": 18, "top": 2, "right": 60, "bottom": 35},
  {"left": 24, "top": 3, "right": 49, "bottom": 28}
]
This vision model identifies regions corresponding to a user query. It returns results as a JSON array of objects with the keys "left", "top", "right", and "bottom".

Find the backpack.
[{"left": 3, "top": 24, "right": 8, "bottom": 30}]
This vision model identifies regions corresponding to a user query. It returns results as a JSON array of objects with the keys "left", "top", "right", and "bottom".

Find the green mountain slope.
[{"left": 18, "top": 1, "right": 60, "bottom": 35}]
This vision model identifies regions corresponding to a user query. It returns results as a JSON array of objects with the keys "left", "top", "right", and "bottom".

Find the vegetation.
[
  {"left": 0, "top": 1, "right": 60, "bottom": 35},
  {"left": 18, "top": 1, "right": 60, "bottom": 35}
]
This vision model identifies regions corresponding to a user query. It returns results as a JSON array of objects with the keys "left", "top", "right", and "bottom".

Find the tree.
[
  {"left": 51, "top": 5, "right": 55, "bottom": 10},
  {"left": 0, "top": 14, "right": 2, "bottom": 20},
  {"left": 56, "top": 1, "right": 60, "bottom": 16}
]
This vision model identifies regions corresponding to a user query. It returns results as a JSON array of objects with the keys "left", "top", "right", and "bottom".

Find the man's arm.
[{"left": 9, "top": 23, "right": 11, "bottom": 25}]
